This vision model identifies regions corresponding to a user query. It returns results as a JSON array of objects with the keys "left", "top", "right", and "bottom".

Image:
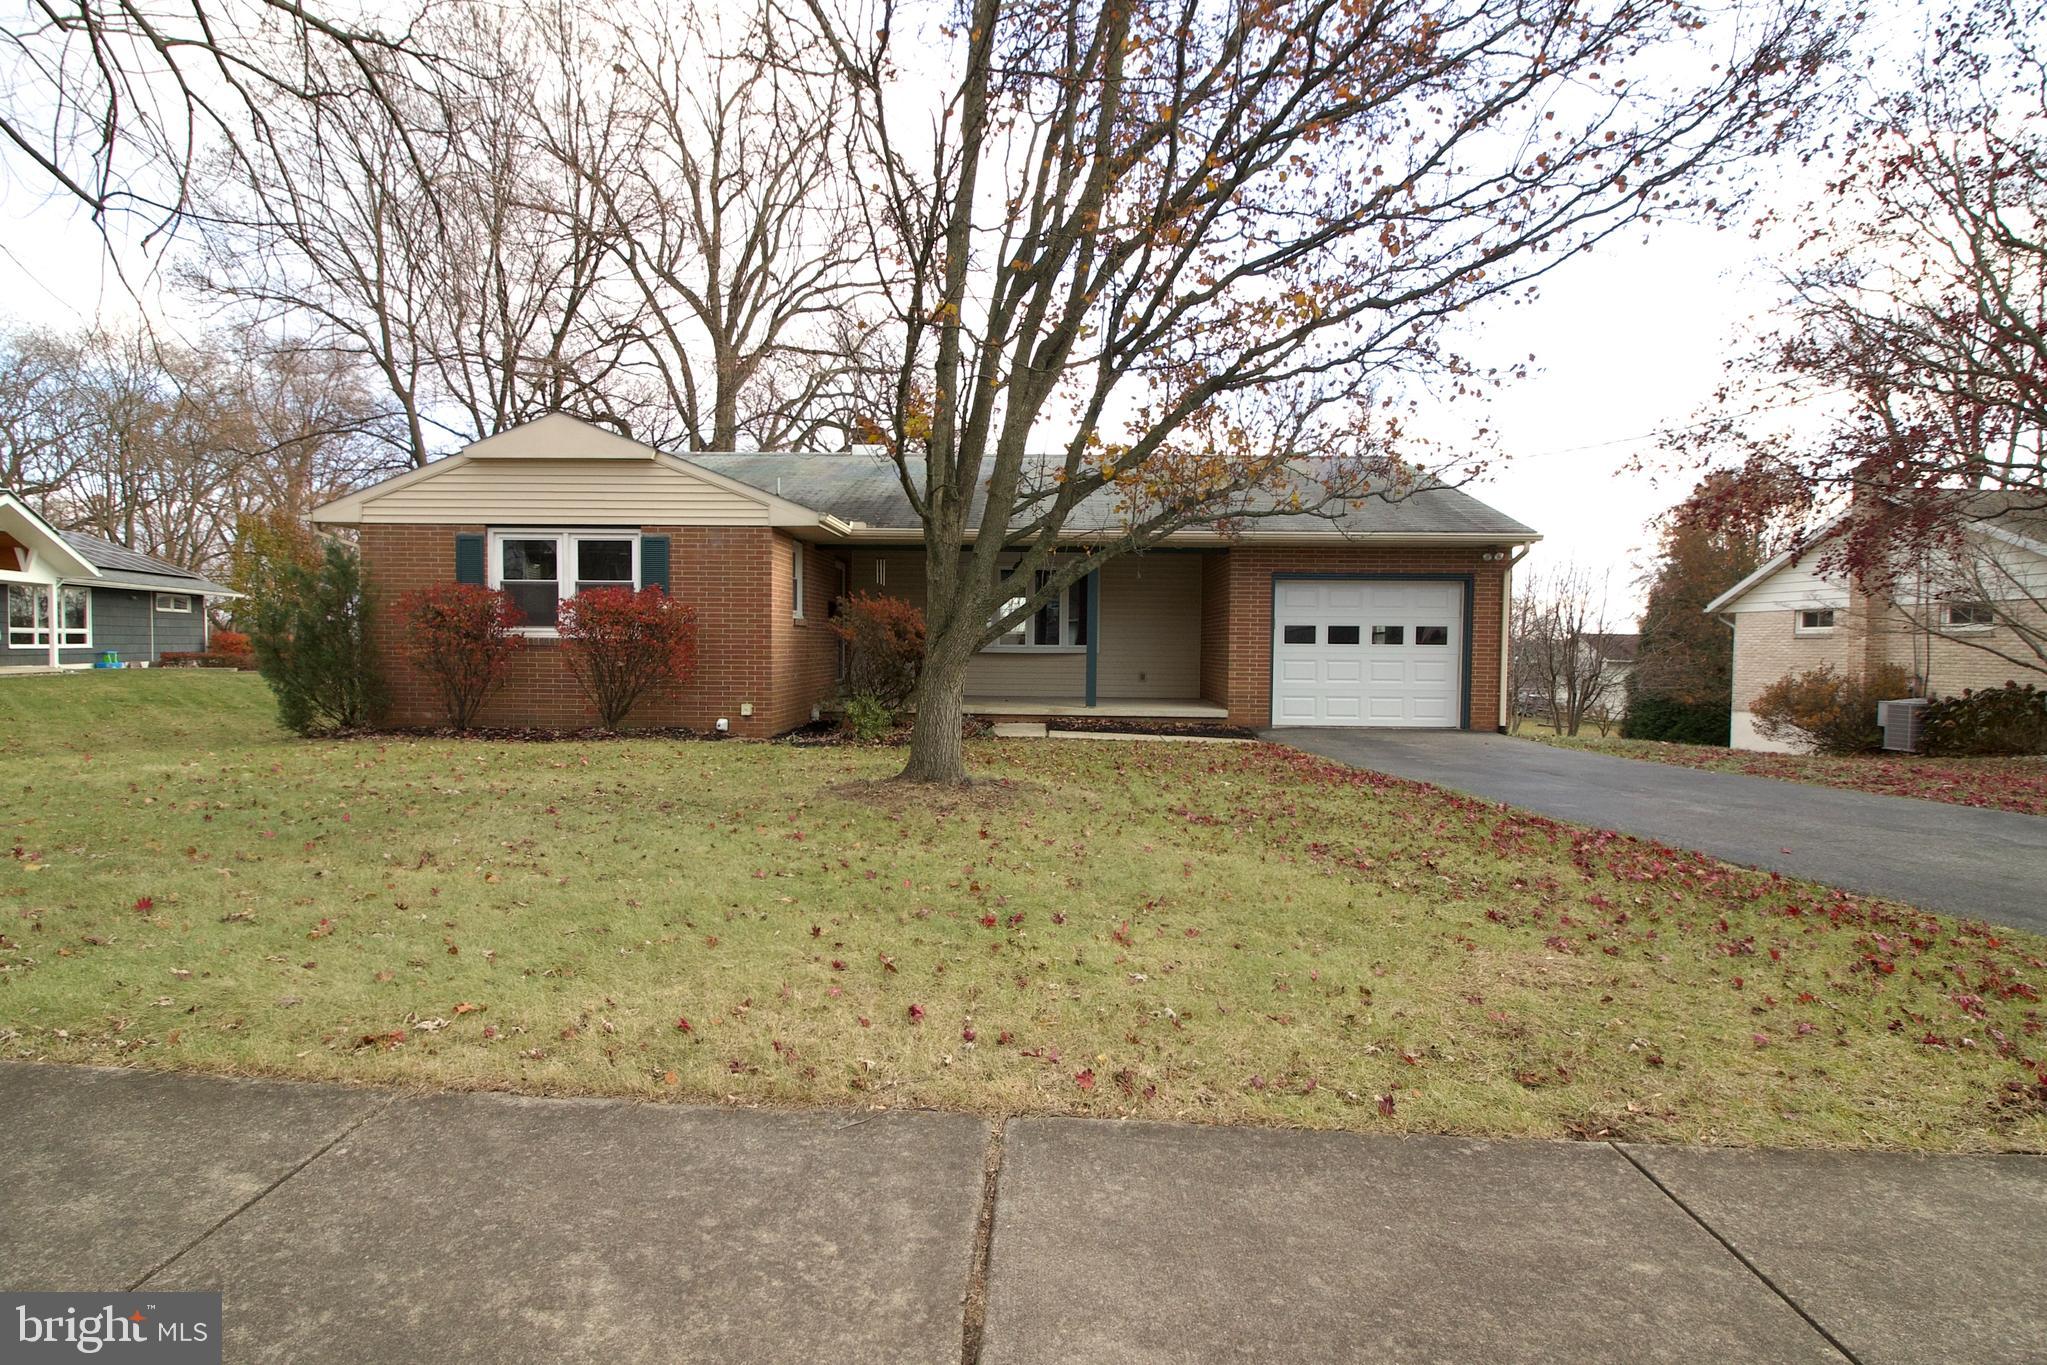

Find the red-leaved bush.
[
  {"left": 557, "top": 587, "right": 698, "bottom": 729},
  {"left": 211, "top": 629, "right": 254, "bottom": 657},
  {"left": 830, "top": 592, "right": 925, "bottom": 709},
  {"left": 399, "top": 583, "right": 526, "bottom": 730}
]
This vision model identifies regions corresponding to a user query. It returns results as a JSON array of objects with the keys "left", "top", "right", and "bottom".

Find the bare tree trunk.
[{"left": 901, "top": 629, "right": 975, "bottom": 783}]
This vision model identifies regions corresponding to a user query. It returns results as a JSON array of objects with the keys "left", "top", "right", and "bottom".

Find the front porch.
[{"left": 963, "top": 696, "right": 1230, "bottom": 720}]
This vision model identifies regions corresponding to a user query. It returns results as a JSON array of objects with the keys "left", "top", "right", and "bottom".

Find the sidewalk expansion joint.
[
  {"left": 958, "top": 1118, "right": 1007, "bottom": 1365},
  {"left": 1610, "top": 1142, "right": 1863, "bottom": 1365},
  {"left": 128, "top": 1095, "right": 398, "bottom": 1292}
]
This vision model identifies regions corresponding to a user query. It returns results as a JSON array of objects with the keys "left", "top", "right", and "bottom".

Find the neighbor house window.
[
  {"left": 1942, "top": 602, "right": 1995, "bottom": 629},
  {"left": 489, "top": 531, "right": 639, "bottom": 631},
  {"left": 990, "top": 565, "right": 1087, "bottom": 649},
  {"left": 7, "top": 585, "right": 88, "bottom": 647},
  {"left": 155, "top": 593, "right": 192, "bottom": 613},
  {"left": 791, "top": 543, "right": 806, "bottom": 619},
  {"left": 1794, "top": 608, "right": 1836, "bottom": 636}
]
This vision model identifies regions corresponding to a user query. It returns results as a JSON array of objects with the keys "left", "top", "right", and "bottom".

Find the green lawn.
[
  {"left": 4, "top": 672, "right": 2044, "bottom": 1151},
  {"left": 1524, "top": 729, "right": 2047, "bottom": 817}
]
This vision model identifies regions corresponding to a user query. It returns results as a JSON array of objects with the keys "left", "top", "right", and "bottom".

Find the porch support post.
[
  {"left": 46, "top": 583, "right": 58, "bottom": 670},
  {"left": 1084, "top": 570, "right": 1100, "bottom": 707}
]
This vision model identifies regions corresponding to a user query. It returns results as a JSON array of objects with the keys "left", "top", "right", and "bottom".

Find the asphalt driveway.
[{"left": 1267, "top": 729, "right": 2047, "bottom": 932}]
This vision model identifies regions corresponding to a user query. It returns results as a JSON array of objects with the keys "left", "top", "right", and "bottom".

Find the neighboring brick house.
[
  {"left": 1, "top": 490, "right": 232, "bottom": 671},
  {"left": 1706, "top": 503, "right": 2047, "bottom": 752},
  {"left": 313, "top": 414, "right": 1541, "bottom": 736}
]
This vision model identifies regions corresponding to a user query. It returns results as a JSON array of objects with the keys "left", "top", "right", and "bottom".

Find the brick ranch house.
[
  {"left": 1706, "top": 497, "right": 2047, "bottom": 751},
  {"left": 312, "top": 414, "right": 1542, "bottom": 737}
]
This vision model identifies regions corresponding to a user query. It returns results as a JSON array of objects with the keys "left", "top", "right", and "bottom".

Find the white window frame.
[
  {"left": 486, "top": 528, "right": 641, "bottom": 637},
  {"left": 791, "top": 541, "right": 806, "bottom": 620},
  {"left": 5, "top": 584, "right": 87, "bottom": 649},
  {"left": 155, "top": 592, "right": 193, "bottom": 614},
  {"left": 1793, "top": 607, "right": 1837, "bottom": 637},
  {"left": 1940, "top": 601, "right": 1996, "bottom": 632},
  {"left": 986, "top": 559, "right": 1087, "bottom": 653}
]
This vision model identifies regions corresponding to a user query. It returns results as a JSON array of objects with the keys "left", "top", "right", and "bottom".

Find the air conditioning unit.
[{"left": 1877, "top": 698, "right": 1928, "bottom": 753}]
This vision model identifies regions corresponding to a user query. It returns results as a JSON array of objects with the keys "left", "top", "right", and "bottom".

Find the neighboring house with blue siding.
[{"left": 1, "top": 490, "right": 234, "bottom": 670}]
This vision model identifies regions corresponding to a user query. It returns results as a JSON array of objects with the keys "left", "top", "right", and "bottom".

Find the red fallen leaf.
[
  {"left": 1752, "top": 1032, "right": 1770, "bottom": 1048},
  {"left": 134, "top": 896, "right": 154, "bottom": 911},
  {"left": 481, "top": 1025, "right": 499, "bottom": 1039},
  {"left": 1074, "top": 1068, "right": 1096, "bottom": 1090},
  {"left": 858, "top": 1016, "right": 871, "bottom": 1028},
  {"left": 997, "top": 1029, "right": 1014, "bottom": 1045},
  {"left": 1247, "top": 1074, "right": 1267, "bottom": 1090},
  {"left": 452, "top": 1001, "right": 482, "bottom": 1015},
  {"left": 675, "top": 1016, "right": 693, "bottom": 1033},
  {"left": 1111, "top": 921, "right": 1133, "bottom": 946},
  {"left": 1378, "top": 1093, "right": 1396, "bottom": 1116},
  {"left": 830, "top": 959, "right": 846, "bottom": 971},
  {"left": 907, "top": 1003, "right": 925, "bottom": 1022},
  {"left": 961, "top": 1026, "right": 977, "bottom": 1042},
  {"left": 980, "top": 914, "right": 998, "bottom": 928},
  {"left": 1051, "top": 912, "right": 1066, "bottom": 925},
  {"left": 810, "top": 925, "right": 822, "bottom": 938},
  {"left": 1007, "top": 913, "right": 1024, "bottom": 928},
  {"left": 1731, "top": 976, "right": 1743, "bottom": 990}
]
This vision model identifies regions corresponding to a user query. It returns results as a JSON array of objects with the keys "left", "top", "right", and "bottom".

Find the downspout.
[{"left": 1498, "top": 546, "right": 1531, "bottom": 731}]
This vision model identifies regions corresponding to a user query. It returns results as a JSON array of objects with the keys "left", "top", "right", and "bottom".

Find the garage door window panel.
[
  {"left": 1416, "top": 626, "right": 1449, "bottom": 645},
  {"left": 1371, "top": 626, "right": 1405, "bottom": 645}
]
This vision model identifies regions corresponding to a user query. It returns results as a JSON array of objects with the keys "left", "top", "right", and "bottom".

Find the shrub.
[
  {"left": 1749, "top": 663, "right": 1915, "bottom": 755},
  {"left": 1622, "top": 694, "right": 1730, "bottom": 746},
  {"left": 211, "top": 629, "right": 254, "bottom": 657},
  {"left": 399, "top": 584, "right": 526, "bottom": 729},
  {"left": 831, "top": 592, "right": 925, "bottom": 710},
  {"left": 557, "top": 587, "right": 698, "bottom": 730},
  {"left": 1921, "top": 683, "right": 2047, "bottom": 756},
  {"left": 249, "top": 542, "right": 384, "bottom": 735},
  {"left": 159, "top": 650, "right": 258, "bottom": 671},
  {"left": 841, "top": 693, "right": 895, "bottom": 742}
]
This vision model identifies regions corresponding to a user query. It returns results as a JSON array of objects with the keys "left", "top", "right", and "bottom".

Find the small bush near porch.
[{"left": 1, "top": 672, "right": 2042, "bottom": 1152}]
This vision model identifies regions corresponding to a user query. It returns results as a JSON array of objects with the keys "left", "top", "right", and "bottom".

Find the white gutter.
[{"left": 827, "top": 525, "right": 1542, "bottom": 547}]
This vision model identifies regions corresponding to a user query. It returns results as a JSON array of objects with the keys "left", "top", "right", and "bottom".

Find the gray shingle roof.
[
  {"left": 59, "top": 530, "right": 232, "bottom": 594},
  {"left": 686, "top": 453, "right": 1537, "bottom": 540}
]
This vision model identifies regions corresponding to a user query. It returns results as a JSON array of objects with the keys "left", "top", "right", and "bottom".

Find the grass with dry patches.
[{"left": 3, "top": 671, "right": 2043, "bottom": 1150}]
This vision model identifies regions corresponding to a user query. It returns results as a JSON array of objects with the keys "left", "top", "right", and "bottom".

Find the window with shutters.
[{"left": 487, "top": 530, "right": 640, "bottom": 632}]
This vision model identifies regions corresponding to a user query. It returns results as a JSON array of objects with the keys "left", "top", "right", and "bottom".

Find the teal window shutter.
[
  {"left": 641, "top": 535, "right": 671, "bottom": 594},
  {"left": 454, "top": 534, "right": 485, "bottom": 585}
]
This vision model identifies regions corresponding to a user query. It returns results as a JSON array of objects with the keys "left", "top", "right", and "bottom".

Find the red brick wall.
[
  {"left": 767, "top": 533, "right": 849, "bottom": 734},
  {"left": 361, "top": 523, "right": 808, "bottom": 737},
  {"left": 1210, "top": 546, "right": 1510, "bottom": 730},
  {"left": 1199, "top": 551, "right": 1230, "bottom": 706}
]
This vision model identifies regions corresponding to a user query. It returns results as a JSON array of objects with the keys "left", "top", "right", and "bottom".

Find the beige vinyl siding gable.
[
  {"left": 355, "top": 457, "right": 772, "bottom": 526},
  {"left": 1721, "top": 554, "right": 1848, "bottom": 614}
]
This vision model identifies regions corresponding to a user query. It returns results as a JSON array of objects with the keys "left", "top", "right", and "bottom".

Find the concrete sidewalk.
[{"left": 2, "top": 1063, "right": 2041, "bottom": 1364}]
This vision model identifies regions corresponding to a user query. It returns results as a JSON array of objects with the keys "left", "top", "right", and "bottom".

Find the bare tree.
[
  {"left": 1, "top": 1, "right": 442, "bottom": 232},
  {"left": 795, "top": 0, "right": 1839, "bottom": 782},
  {"left": 10, "top": 322, "right": 391, "bottom": 575},
  {"left": 0, "top": 324, "right": 93, "bottom": 497},
  {"left": 1514, "top": 564, "right": 1626, "bottom": 737},
  {"left": 179, "top": 3, "right": 639, "bottom": 466},
  {"left": 545, "top": 0, "right": 878, "bottom": 452}
]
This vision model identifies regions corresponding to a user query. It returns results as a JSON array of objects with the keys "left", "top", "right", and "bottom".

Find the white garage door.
[{"left": 1271, "top": 578, "right": 1463, "bottom": 727}]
